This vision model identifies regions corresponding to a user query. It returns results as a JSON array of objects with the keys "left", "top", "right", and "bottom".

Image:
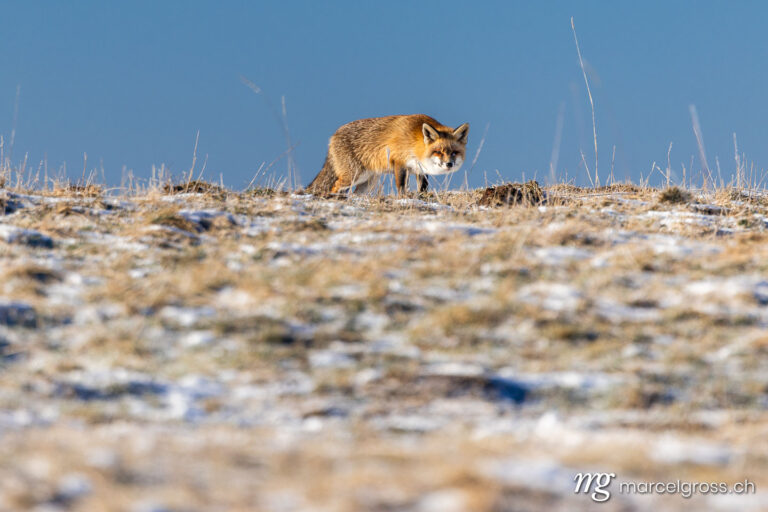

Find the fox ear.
[
  {"left": 422, "top": 123, "right": 439, "bottom": 144},
  {"left": 453, "top": 123, "right": 469, "bottom": 144}
]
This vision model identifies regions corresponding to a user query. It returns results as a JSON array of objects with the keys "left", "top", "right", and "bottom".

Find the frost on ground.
[{"left": 1, "top": 184, "right": 768, "bottom": 511}]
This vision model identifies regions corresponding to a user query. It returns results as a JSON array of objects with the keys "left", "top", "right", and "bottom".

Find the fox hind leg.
[
  {"left": 354, "top": 174, "right": 378, "bottom": 195},
  {"left": 330, "top": 176, "right": 352, "bottom": 194},
  {"left": 331, "top": 167, "right": 372, "bottom": 194}
]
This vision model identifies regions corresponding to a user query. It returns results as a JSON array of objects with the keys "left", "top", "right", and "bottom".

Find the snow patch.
[
  {"left": 0, "top": 300, "right": 37, "bottom": 327},
  {"left": 517, "top": 282, "right": 583, "bottom": 312},
  {"left": 0, "top": 224, "right": 53, "bottom": 248},
  {"left": 532, "top": 246, "right": 593, "bottom": 265}
]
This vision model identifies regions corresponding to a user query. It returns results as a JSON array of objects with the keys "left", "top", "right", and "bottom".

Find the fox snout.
[{"left": 430, "top": 151, "right": 464, "bottom": 172}]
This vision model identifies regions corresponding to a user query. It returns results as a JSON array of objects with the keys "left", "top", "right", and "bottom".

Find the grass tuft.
[
  {"left": 658, "top": 186, "right": 691, "bottom": 204},
  {"left": 477, "top": 180, "right": 544, "bottom": 207}
]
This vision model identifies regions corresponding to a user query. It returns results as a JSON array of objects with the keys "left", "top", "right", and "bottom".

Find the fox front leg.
[
  {"left": 395, "top": 167, "right": 408, "bottom": 195},
  {"left": 417, "top": 174, "right": 428, "bottom": 194}
]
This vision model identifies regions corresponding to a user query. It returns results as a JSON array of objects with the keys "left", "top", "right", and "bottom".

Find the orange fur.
[{"left": 307, "top": 114, "right": 469, "bottom": 195}]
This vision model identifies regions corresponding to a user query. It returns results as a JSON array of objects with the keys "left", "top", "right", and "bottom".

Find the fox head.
[{"left": 421, "top": 122, "right": 469, "bottom": 175}]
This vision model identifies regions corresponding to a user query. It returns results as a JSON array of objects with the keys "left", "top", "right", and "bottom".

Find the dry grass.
[{"left": 0, "top": 177, "right": 767, "bottom": 510}]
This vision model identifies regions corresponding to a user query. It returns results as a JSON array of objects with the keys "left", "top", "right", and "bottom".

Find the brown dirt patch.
[{"left": 477, "top": 180, "right": 544, "bottom": 206}]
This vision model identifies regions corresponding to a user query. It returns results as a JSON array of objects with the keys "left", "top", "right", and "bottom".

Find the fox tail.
[{"left": 305, "top": 156, "right": 336, "bottom": 194}]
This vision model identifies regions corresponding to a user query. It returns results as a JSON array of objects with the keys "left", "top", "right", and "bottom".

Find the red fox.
[{"left": 306, "top": 114, "right": 469, "bottom": 195}]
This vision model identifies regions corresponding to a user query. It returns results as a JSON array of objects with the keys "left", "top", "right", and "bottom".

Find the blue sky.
[{"left": 1, "top": 1, "right": 766, "bottom": 189}]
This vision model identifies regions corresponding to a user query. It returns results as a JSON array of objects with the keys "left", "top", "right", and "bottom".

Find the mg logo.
[{"left": 574, "top": 472, "right": 616, "bottom": 502}]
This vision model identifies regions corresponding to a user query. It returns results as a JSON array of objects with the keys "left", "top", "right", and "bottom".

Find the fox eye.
[
  {"left": 451, "top": 151, "right": 458, "bottom": 157},
  {"left": 432, "top": 151, "right": 442, "bottom": 157}
]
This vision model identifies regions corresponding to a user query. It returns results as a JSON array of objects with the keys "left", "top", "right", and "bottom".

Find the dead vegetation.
[
  {"left": 163, "top": 180, "right": 228, "bottom": 196},
  {"left": 659, "top": 186, "right": 692, "bottom": 204},
  {"left": 49, "top": 183, "right": 104, "bottom": 198},
  {"left": 0, "top": 180, "right": 767, "bottom": 511}
]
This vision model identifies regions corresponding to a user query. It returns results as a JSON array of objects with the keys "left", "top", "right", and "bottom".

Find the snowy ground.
[{"left": 1, "top": 184, "right": 768, "bottom": 511}]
